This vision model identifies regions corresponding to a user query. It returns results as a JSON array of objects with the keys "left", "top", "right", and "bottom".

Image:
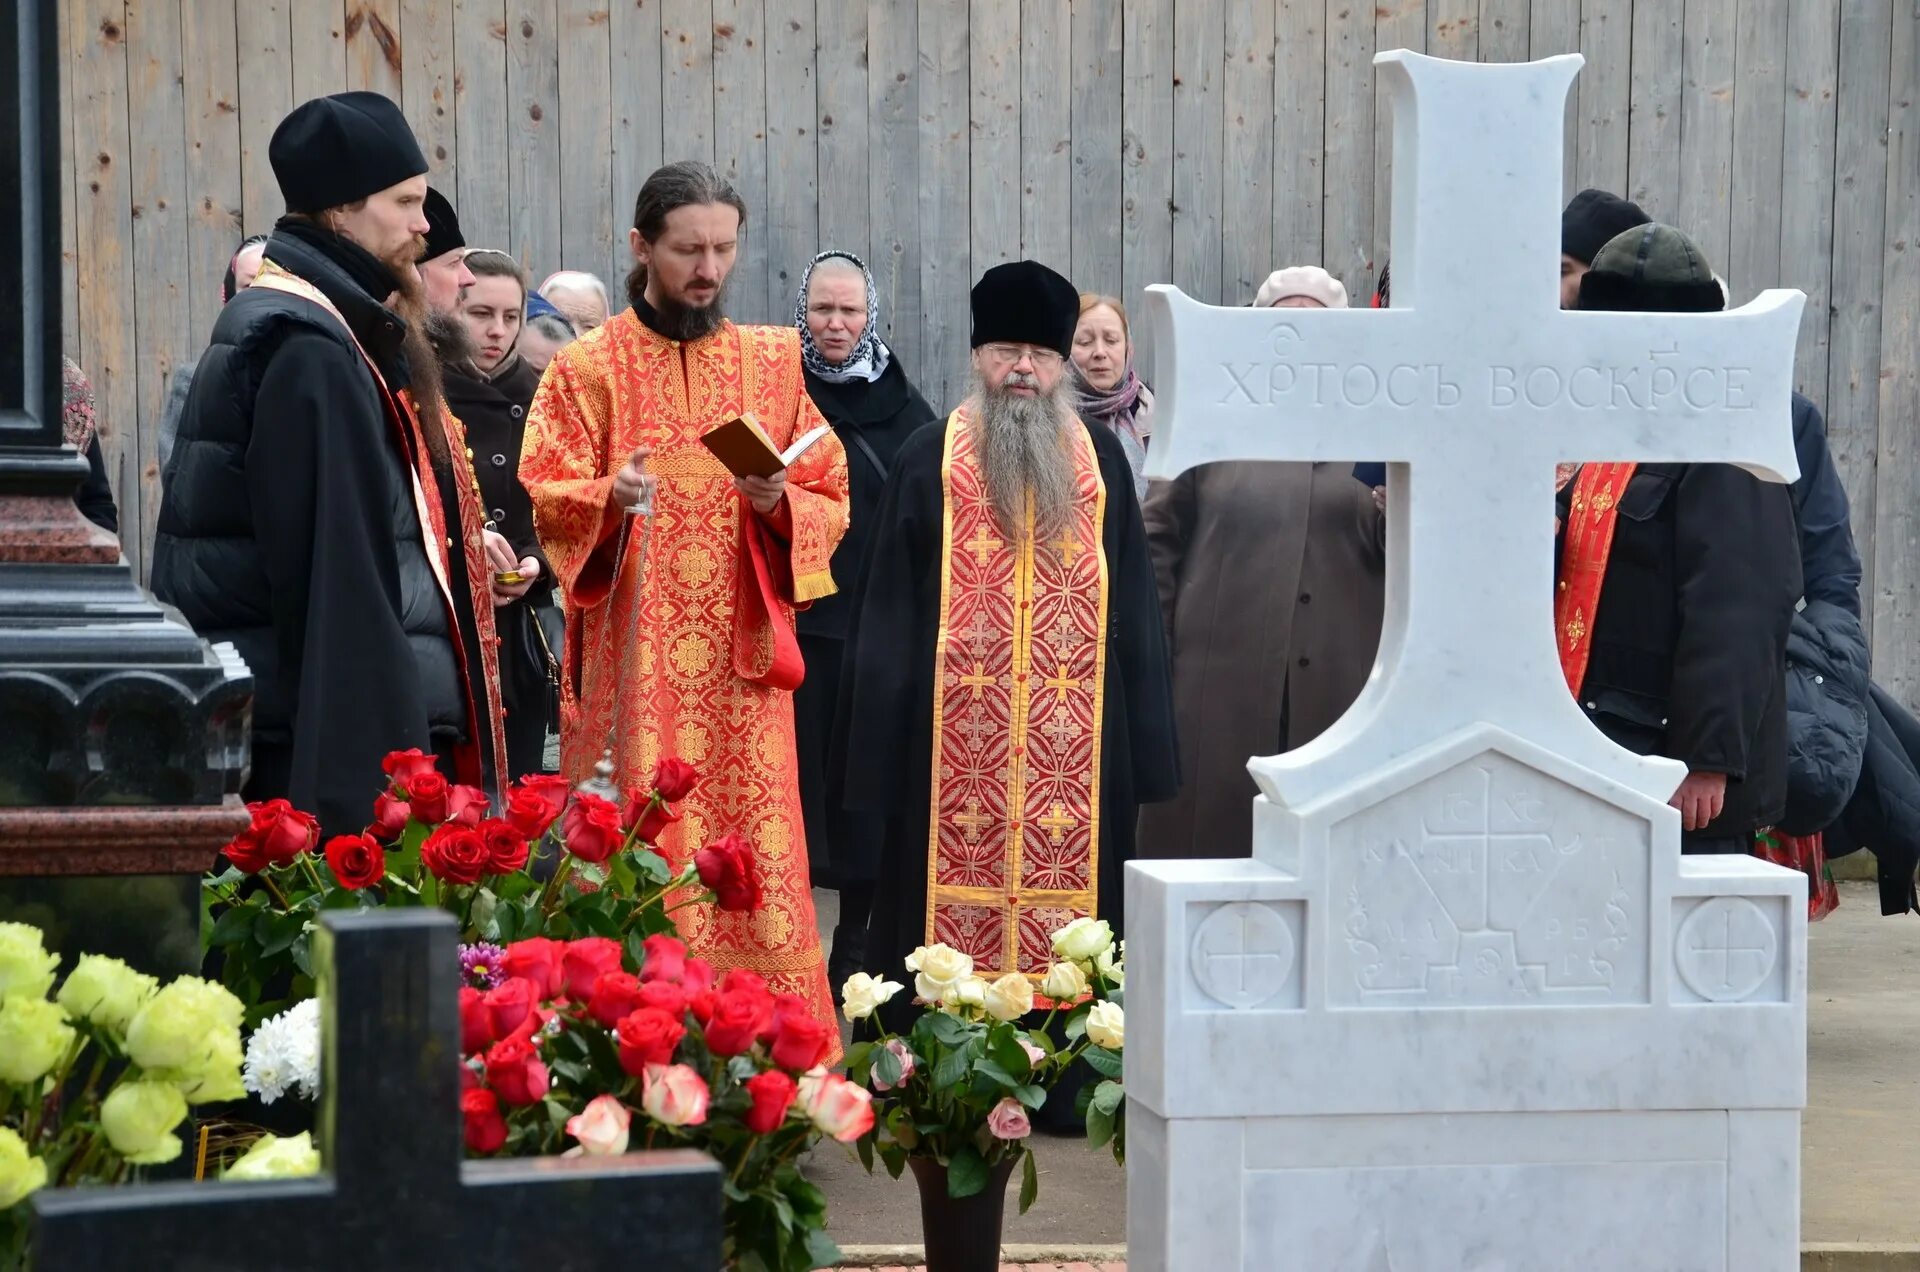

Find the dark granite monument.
[
  {"left": 0, "top": 0, "right": 250, "bottom": 975},
  {"left": 32, "top": 909, "right": 724, "bottom": 1270}
]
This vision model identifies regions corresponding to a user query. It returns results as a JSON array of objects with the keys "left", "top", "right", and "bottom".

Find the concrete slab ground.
[{"left": 808, "top": 880, "right": 1919, "bottom": 1253}]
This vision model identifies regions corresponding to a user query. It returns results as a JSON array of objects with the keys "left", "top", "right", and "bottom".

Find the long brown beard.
[
  {"left": 386, "top": 260, "right": 451, "bottom": 464},
  {"left": 649, "top": 276, "right": 731, "bottom": 342},
  {"left": 967, "top": 368, "right": 1077, "bottom": 541}
]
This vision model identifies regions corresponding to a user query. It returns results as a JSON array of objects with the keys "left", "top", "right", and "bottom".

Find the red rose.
[
  {"left": 406, "top": 770, "right": 451, "bottom": 824},
  {"left": 382, "top": 748, "right": 439, "bottom": 786},
  {"left": 420, "top": 824, "right": 489, "bottom": 885},
  {"left": 615, "top": 1007, "right": 686, "bottom": 1074},
  {"left": 323, "top": 833, "right": 386, "bottom": 890},
  {"left": 222, "top": 825, "right": 269, "bottom": 874},
  {"left": 370, "top": 793, "right": 412, "bottom": 840},
  {"left": 636, "top": 980, "right": 688, "bottom": 1020},
  {"left": 701, "top": 990, "right": 771, "bottom": 1057},
  {"left": 446, "top": 784, "right": 490, "bottom": 827},
  {"left": 501, "top": 937, "right": 566, "bottom": 998},
  {"left": 682, "top": 957, "right": 717, "bottom": 994},
  {"left": 477, "top": 819, "right": 530, "bottom": 875},
  {"left": 482, "top": 976, "right": 538, "bottom": 1042},
  {"left": 562, "top": 937, "right": 625, "bottom": 1001},
  {"left": 483, "top": 1036, "right": 550, "bottom": 1106},
  {"left": 741, "top": 1070, "right": 798, "bottom": 1134},
  {"left": 695, "top": 832, "right": 762, "bottom": 912},
  {"left": 561, "top": 794, "right": 624, "bottom": 864},
  {"left": 649, "top": 758, "right": 700, "bottom": 802},
  {"left": 505, "top": 774, "right": 570, "bottom": 839},
  {"left": 720, "top": 968, "right": 773, "bottom": 1000},
  {"left": 462, "top": 1087, "right": 509, "bottom": 1153},
  {"left": 687, "top": 989, "right": 717, "bottom": 1025},
  {"left": 631, "top": 799, "right": 680, "bottom": 845},
  {"left": 639, "top": 933, "right": 688, "bottom": 985},
  {"left": 587, "top": 971, "right": 648, "bottom": 1029},
  {"left": 769, "top": 1012, "right": 835, "bottom": 1072},
  {"left": 250, "top": 799, "right": 319, "bottom": 867},
  {"left": 459, "top": 986, "right": 494, "bottom": 1054}
]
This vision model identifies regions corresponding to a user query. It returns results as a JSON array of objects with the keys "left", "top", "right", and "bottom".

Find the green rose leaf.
[
  {"left": 1090, "top": 1079, "right": 1125, "bottom": 1116},
  {"left": 1018, "top": 1148, "right": 1039, "bottom": 1215},
  {"left": 926, "top": 1012, "right": 973, "bottom": 1048},
  {"left": 932, "top": 1043, "right": 973, "bottom": 1091},
  {"left": 1085, "top": 1101, "right": 1116, "bottom": 1150},
  {"left": 972, "top": 1057, "right": 1020, "bottom": 1089},
  {"left": 873, "top": 1043, "right": 903, "bottom": 1088},
  {"left": 1081, "top": 1045, "right": 1123, "bottom": 1079},
  {"left": 945, "top": 1146, "right": 988, "bottom": 1199},
  {"left": 208, "top": 902, "right": 262, "bottom": 948}
]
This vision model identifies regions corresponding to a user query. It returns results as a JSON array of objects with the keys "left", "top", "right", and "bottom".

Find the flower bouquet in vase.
[{"left": 839, "top": 918, "right": 1127, "bottom": 1272}]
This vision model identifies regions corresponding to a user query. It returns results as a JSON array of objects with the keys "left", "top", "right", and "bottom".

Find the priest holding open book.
[{"left": 520, "top": 161, "right": 849, "bottom": 1036}]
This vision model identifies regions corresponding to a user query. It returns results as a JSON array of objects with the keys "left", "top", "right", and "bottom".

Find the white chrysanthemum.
[{"left": 243, "top": 999, "right": 321, "bottom": 1104}]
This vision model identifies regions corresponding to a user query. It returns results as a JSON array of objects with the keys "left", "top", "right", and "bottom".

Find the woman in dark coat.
[
  {"left": 790, "top": 249, "right": 938, "bottom": 988},
  {"left": 443, "top": 248, "right": 555, "bottom": 780},
  {"left": 63, "top": 358, "right": 119, "bottom": 535}
]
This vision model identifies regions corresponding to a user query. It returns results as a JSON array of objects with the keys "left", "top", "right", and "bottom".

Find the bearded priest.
[
  {"left": 520, "top": 161, "right": 850, "bottom": 1036},
  {"left": 832, "top": 260, "right": 1179, "bottom": 1022}
]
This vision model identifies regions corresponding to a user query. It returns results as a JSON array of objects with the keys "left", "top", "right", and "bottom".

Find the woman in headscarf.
[
  {"left": 159, "top": 234, "right": 270, "bottom": 480},
  {"left": 790, "top": 248, "right": 938, "bottom": 989},
  {"left": 1068, "top": 294, "right": 1155, "bottom": 502},
  {"left": 64, "top": 357, "right": 118, "bottom": 534}
]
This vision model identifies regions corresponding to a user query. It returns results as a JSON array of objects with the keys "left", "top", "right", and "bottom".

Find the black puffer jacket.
[
  {"left": 1780, "top": 600, "right": 1870, "bottom": 835},
  {"left": 1826, "top": 681, "right": 1920, "bottom": 915},
  {"left": 153, "top": 222, "right": 464, "bottom": 832}
]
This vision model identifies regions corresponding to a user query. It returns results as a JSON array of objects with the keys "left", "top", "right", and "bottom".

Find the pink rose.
[
  {"left": 797, "top": 1069, "right": 875, "bottom": 1143},
  {"left": 870, "top": 1038, "right": 918, "bottom": 1092},
  {"left": 1017, "top": 1037, "right": 1046, "bottom": 1068},
  {"left": 986, "top": 1096, "right": 1032, "bottom": 1141},
  {"left": 564, "top": 1094, "right": 632, "bottom": 1156},
  {"left": 639, "top": 1063, "right": 710, "bottom": 1128}
]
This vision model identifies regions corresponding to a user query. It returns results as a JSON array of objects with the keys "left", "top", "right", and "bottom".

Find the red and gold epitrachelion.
[
  {"left": 1556, "top": 461, "right": 1638, "bottom": 697},
  {"left": 926, "top": 409, "right": 1109, "bottom": 980}
]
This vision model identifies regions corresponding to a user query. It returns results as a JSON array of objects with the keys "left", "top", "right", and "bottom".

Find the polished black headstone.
[{"left": 31, "top": 910, "right": 723, "bottom": 1271}]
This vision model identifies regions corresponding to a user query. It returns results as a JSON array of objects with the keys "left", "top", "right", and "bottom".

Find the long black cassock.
[{"left": 831, "top": 412, "right": 1179, "bottom": 1029}]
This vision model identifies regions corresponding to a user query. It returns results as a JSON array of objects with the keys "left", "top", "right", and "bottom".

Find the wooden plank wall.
[{"left": 55, "top": 1, "right": 1920, "bottom": 702}]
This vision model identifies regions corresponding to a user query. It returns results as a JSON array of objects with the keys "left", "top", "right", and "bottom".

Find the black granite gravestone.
[{"left": 31, "top": 909, "right": 723, "bottom": 1270}]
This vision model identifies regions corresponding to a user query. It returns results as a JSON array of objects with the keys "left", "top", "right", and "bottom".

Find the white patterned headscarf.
[{"left": 794, "top": 249, "right": 892, "bottom": 384}]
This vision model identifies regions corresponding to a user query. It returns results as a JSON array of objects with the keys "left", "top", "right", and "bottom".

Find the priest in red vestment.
[
  {"left": 832, "top": 261, "right": 1179, "bottom": 1031},
  {"left": 520, "top": 162, "right": 850, "bottom": 1034}
]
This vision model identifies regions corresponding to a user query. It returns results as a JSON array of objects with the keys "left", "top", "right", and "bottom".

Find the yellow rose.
[
  {"left": 57, "top": 954, "right": 159, "bottom": 1037},
  {"left": 0, "top": 1127, "right": 48, "bottom": 1209},
  {"left": 0, "top": 921, "right": 59, "bottom": 1002},
  {"left": 223, "top": 1131, "right": 321, "bottom": 1181},
  {"left": 168, "top": 1027, "right": 246, "bottom": 1105},
  {"left": 125, "top": 976, "right": 246, "bottom": 1101},
  {"left": 839, "top": 972, "right": 905, "bottom": 1022},
  {"left": 903, "top": 943, "right": 973, "bottom": 1003},
  {"left": 1050, "top": 917, "right": 1114, "bottom": 965},
  {"left": 1039, "top": 960, "right": 1089, "bottom": 1001},
  {"left": 982, "top": 972, "right": 1035, "bottom": 1022},
  {"left": 100, "top": 1079, "right": 188, "bottom": 1165},
  {"left": 0, "top": 996, "right": 75, "bottom": 1084},
  {"left": 1085, "top": 1001, "right": 1125, "bottom": 1051}
]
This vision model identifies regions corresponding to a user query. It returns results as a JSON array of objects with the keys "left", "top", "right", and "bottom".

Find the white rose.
[
  {"left": 982, "top": 972, "right": 1035, "bottom": 1023},
  {"left": 1093, "top": 943, "right": 1124, "bottom": 987},
  {"left": 1051, "top": 917, "right": 1114, "bottom": 965},
  {"left": 904, "top": 943, "right": 973, "bottom": 1002},
  {"left": 943, "top": 975, "right": 988, "bottom": 1012},
  {"left": 1085, "top": 1001, "right": 1125, "bottom": 1051},
  {"left": 1039, "top": 960, "right": 1089, "bottom": 1001},
  {"left": 840, "top": 973, "right": 905, "bottom": 1022}
]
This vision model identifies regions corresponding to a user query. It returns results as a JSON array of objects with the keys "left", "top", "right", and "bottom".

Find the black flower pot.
[{"left": 906, "top": 1154, "right": 1020, "bottom": 1272}]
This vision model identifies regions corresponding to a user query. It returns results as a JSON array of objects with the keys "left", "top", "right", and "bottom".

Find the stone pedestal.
[{"left": 1126, "top": 726, "right": 1806, "bottom": 1271}]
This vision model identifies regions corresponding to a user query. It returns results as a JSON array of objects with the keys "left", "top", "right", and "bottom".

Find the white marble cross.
[{"left": 1142, "top": 49, "right": 1805, "bottom": 815}]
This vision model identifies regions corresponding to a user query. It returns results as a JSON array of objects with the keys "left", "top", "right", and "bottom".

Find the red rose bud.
[
  {"left": 252, "top": 799, "right": 319, "bottom": 867},
  {"left": 482, "top": 976, "right": 538, "bottom": 1042},
  {"left": 741, "top": 1070, "right": 798, "bottom": 1135},
  {"left": 720, "top": 967, "right": 773, "bottom": 1001},
  {"left": 639, "top": 933, "right": 688, "bottom": 985},
  {"left": 477, "top": 819, "right": 530, "bottom": 875},
  {"left": 406, "top": 770, "right": 451, "bottom": 824},
  {"left": 649, "top": 757, "right": 700, "bottom": 803},
  {"left": 459, "top": 986, "right": 494, "bottom": 1054},
  {"left": 505, "top": 774, "right": 569, "bottom": 839},
  {"left": 695, "top": 832, "right": 762, "bottom": 912},
  {"left": 561, "top": 937, "right": 624, "bottom": 1001},
  {"left": 222, "top": 826, "right": 269, "bottom": 875},
  {"left": 483, "top": 1036, "right": 550, "bottom": 1106},
  {"left": 635, "top": 980, "right": 688, "bottom": 1020},
  {"left": 615, "top": 1007, "right": 686, "bottom": 1074},
  {"left": 446, "top": 784, "right": 490, "bottom": 827},
  {"left": 631, "top": 799, "right": 680, "bottom": 846},
  {"left": 370, "top": 793, "right": 412, "bottom": 840},
  {"left": 461, "top": 1087, "right": 509, "bottom": 1153},
  {"left": 420, "top": 824, "right": 489, "bottom": 886},
  {"left": 701, "top": 990, "right": 770, "bottom": 1057},
  {"left": 500, "top": 937, "right": 566, "bottom": 998},
  {"left": 770, "top": 1013, "right": 835, "bottom": 1072},
  {"left": 561, "top": 794, "right": 624, "bottom": 864},
  {"left": 382, "top": 747, "right": 439, "bottom": 786},
  {"left": 323, "top": 833, "right": 386, "bottom": 890},
  {"left": 681, "top": 957, "right": 717, "bottom": 994},
  {"left": 587, "top": 971, "right": 648, "bottom": 1029}
]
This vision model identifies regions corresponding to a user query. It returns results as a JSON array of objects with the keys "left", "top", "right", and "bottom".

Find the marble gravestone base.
[{"left": 1124, "top": 49, "right": 1808, "bottom": 1272}]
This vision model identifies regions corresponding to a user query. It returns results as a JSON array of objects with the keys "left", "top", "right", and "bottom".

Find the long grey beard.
[{"left": 968, "top": 369, "right": 1077, "bottom": 541}]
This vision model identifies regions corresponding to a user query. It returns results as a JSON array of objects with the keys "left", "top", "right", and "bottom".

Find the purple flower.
[{"left": 460, "top": 942, "right": 507, "bottom": 990}]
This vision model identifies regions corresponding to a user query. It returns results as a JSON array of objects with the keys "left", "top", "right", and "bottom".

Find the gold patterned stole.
[
  {"left": 926, "top": 410, "right": 1109, "bottom": 980},
  {"left": 1556, "top": 461, "right": 1638, "bottom": 697}
]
